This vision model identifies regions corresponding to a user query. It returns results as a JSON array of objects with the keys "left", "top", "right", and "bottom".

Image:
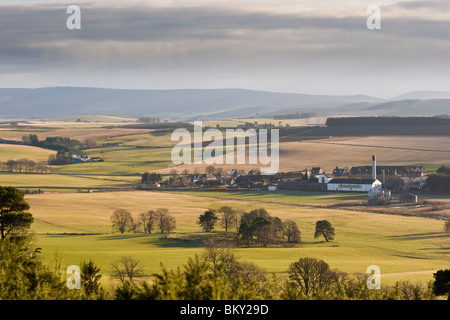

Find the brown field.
[
  {"left": 0, "top": 128, "right": 152, "bottom": 142},
  {"left": 154, "top": 135, "right": 450, "bottom": 174}
]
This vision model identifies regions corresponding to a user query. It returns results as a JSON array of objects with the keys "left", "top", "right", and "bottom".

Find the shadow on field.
[
  {"left": 419, "top": 247, "right": 450, "bottom": 255},
  {"left": 45, "top": 233, "right": 101, "bottom": 237},
  {"left": 98, "top": 234, "right": 149, "bottom": 241},
  {"left": 385, "top": 232, "right": 448, "bottom": 241},
  {"left": 98, "top": 233, "right": 207, "bottom": 248}
]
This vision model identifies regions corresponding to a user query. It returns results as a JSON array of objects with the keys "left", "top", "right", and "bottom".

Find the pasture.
[
  {"left": 26, "top": 190, "right": 450, "bottom": 287},
  {"left": 0, "top": 144, "right": 55, "bottom": 162}
]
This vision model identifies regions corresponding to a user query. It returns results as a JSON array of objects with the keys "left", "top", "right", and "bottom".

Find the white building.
[
  {"left": 325, "top": 178, "right": 382, "bottom": 192},
  {"left": 317, "top": 173, "right": 332, "bottom": 184}
]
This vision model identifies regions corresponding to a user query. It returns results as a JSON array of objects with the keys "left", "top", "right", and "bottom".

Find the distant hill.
[
  {"left": 0, "top": 87, "right": 382, "bottom": 120},
  {"left": 390, "top": 91, "right": 450, "bottom": 100},
  {"left": 360, "top": 99, "right": 450, "bottom": 116},
  {"left": 265, "top": 98, "right": 450, "bottom": 118},
  {"left": 0, "top": 87, "right": 447, "bottom": 120}
]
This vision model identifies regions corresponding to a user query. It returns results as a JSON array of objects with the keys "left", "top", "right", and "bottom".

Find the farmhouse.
[
  {"left": 72, "top": 154, "right": 91, "bottom": 163},
  {"left": 333, "top": 167, "right": 348, "bottom": 176}
]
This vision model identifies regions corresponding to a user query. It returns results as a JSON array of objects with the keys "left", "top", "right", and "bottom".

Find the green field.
[
  {"left": 0, "top": 144, "right": 56, "bottom": 162},
  {"left": 0, "top": 172, "right": 139, "bottom": 189},
  {"left": 26, "top": 190, "right": 450, "bottom": 287}
]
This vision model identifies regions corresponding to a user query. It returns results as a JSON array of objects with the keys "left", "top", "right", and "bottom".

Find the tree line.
[
  {"left": 426, "top": 165, "right": 450, "bottom": 194},
  {"left": 198, "top": 207, "right": 335, "bottom": 247},
  {"left": 22, "top": 134, "right": 83, "bottom": 152},
  {"left": 110, "top": 205, "right": 336, "bottom": 248},
  {"left": 110, "top": 208, "right": 176, "bottom": 234},
  {"left": 1, "top": 158, "right": 53, "bottom": 173}
]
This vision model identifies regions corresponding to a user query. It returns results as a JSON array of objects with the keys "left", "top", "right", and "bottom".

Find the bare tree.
[
  {"left": 445, "top": 219, "right": 450, "bottom": 233},
  {"left": 205, "top": 165, "right": 216, "bottom": 175},
  {"left": 284, "top": 220, "right": 301, "bottom": 243},
  {"left": 156, "top": 208, "right": 169, "bottom": 233},
  {"left": 82, "top": 138, "right": 97, "bottom": 149},
  {"left": 131, "top": 215, "right": 141, "bottom": 233},
  {"left": 110, "top": 209, "right": 133, "bottom": 234},
  {"left": 161, "top": 214, "right": 176, "bottom": 234},
  {"left": 139, "top": 210, "right": 157, "bottom": 234},
  {"left": 203, "top": 238, "right": 236, "bottom": 270},
  {"left": 288, "top": 257, "right": 338, "bottom": 296},
  {"left": 111, "top": 256, "right": 144, "bottom": 284},
  {"left": 156, "top": 208, "right": 176, "bottom": 234},
  {"left": 169, "top": 168, "right": 178, "bottom": 178},
  {"left": 233, "top": 209, "right": 245, "bottom": 232},
  {"left": 218, "top": 206, "right": 237, "bottom": 233}
]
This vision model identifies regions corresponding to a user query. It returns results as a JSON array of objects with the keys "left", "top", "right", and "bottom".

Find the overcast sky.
[{"left": 0, "top": 0, "right": 448, "bottom": 98}]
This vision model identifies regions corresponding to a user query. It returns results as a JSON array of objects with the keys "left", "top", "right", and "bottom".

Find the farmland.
[
  {"left": 1, "top": 120, "right": 449, "bottom": 291},
  {"left": 26, "top": 190, "right": 449, "bottom": 287}
]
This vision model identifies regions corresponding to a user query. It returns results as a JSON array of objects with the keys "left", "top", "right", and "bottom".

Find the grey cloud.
[{"left": 0, "top": 1, "right": 448, "bottom": 96}]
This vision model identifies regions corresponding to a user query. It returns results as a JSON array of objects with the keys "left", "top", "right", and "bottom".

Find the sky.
[{"left": 0, "top": 0, "right": 449, "bottom": 98}]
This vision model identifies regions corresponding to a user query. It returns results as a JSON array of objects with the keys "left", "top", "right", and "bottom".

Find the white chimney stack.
[{"left": 372, "top": 155, "right": 376, "bottom": 180}]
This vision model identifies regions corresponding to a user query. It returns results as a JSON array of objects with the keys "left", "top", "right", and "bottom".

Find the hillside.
[
  {"left": 390, "top": 91, "right": 450, "bottom": 101},
  {"left": 0, "top": 87, "right": 382, "bottom": 120},
  {"left": 264, "top": 99, "right": 450, "bottom": 118}
]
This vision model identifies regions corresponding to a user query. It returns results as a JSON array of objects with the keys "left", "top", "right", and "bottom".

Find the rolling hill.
[
  {"left": 0, "top": 87, "right": 448, "bottom": 120},
  {"left": 0, "top": 87, "right": 382, "bottom": 120}
]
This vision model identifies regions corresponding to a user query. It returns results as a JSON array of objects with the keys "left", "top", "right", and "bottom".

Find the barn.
[
  {"left": 325, "top": 178, "right": 382, "bottom": 192},
  {"left": 399, "top": 193, "right": 418, "bottom": 203}
]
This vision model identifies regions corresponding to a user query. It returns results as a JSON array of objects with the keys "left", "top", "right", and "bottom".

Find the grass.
[
  {"left": 0, "top": 173, "right": 138, "bottom": 188},
  {"left": 0, "top": 144, "right": 56, "bottom": 162},
  {"left": 26, "top": 191, "right": 450, "bottom": 286},
  {"left": 169, "top": 189, "right": 368, "bottom": 205}
]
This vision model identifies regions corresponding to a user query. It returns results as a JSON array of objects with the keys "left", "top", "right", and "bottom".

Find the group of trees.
[
  {"left": 197, "top": 207, "right": 334, "bottom": 247},
  {"left": 48, "top": 150, "right": 75, "bottom": 165},
  {"left": 141, "top": 172, "right": 163, "bottom": 185},
  {"left": 426, "top": 165, "right": 450, "bottom": 194},
  {"left": 237, "top": 208, "right": 298, "bottom": 246},
  {"left": 110, "top": 208, "right": 176, "bottom": 234},
  {"left": 198, "top": 207, "right": 336, "bottom": 247},
  {"left": 22, "top": 134, "right": 82, "bottom": 152},
  {"left": 1, "top": 158, "right": 52, "bottom": 173},
  {"left": 20, "top": 134, "right": 98, "bottom": 166},
  {"left": 199, "top": 207, "right": 336, "bottom": 247}
]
